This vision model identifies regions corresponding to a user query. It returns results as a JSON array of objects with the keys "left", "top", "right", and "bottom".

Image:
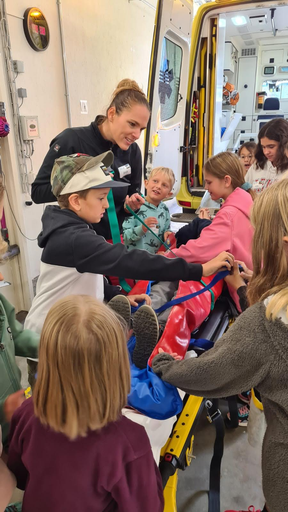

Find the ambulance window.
[
  {"left": 158, "top": 37, "right": 182, "bottom": 122},
  {"left": 262, "top": 80, "right": 288, "bottom": 100}
]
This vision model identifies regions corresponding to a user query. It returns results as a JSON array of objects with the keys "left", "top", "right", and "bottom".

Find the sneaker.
[
  {"left": 238, "top": 390, "right": 251, "bottom": 405},
  {"left": 226, "top": 404, "right": 250, "bottom": 427},
  {"left": 108, "top": 295, "right": 131, "bottom": 329},
  {"left": 132, "top": 305, "right": 159, "bottom": 370},
  {"left": 224, "top": 507, "right": 261, "bottom": 512}
]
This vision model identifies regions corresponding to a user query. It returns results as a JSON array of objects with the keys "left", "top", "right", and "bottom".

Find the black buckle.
[{"left": 205, "top": 399, "right": 222, "bottom": 424}]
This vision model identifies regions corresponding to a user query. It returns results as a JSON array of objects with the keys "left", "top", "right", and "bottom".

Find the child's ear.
[
  {"left": 144, "top": 179, "right": 149, "bottom": 188},
  {"left": 224, "top": 175, "right": 232, "bottom": 187},
  {"left": 283, "top": 236, "right": 288, "bottom": 244},
  {"left": 167, "top": 191, "right": 174, "bottom": 198},
  {"left": 68, "top": 193, "right": 81, "bottom": 211}
]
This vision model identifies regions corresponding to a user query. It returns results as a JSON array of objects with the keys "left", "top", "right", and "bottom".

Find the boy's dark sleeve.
[
  {"left": 73, "top": 230, "right": 203, "bottom": 283},
  {"left": 152, "top": 304, "right": 269, "bottom": 398},
  {"left": 31, "top": 129, "right": 78, "bottom": 204}
]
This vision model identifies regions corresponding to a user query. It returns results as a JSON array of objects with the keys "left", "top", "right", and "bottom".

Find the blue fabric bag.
[{"left": 127, "top": 335, "right": 183, "bottom": 420}]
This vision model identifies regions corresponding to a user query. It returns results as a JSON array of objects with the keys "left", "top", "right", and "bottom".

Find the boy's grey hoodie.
[{"left": 153, "top": 302, "right": 288, "bottom": 512}]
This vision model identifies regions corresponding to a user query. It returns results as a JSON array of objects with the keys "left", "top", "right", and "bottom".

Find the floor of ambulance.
[{"left": 12, "top": 199, "right": 264, "bottom": 510}]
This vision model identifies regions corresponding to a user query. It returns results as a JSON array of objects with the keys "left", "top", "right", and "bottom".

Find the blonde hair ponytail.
[{"left": 248, "top": 179, "right": 288, "bottom": 320}]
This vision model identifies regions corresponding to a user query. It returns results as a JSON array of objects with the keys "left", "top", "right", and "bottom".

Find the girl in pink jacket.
[{"left": 166, "top": 151, "right": 255, "bottom": 310}]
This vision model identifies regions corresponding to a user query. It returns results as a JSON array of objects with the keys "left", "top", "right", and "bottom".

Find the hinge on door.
[{"left": 180, "top": 145, "right": 193, "bottom": 153}]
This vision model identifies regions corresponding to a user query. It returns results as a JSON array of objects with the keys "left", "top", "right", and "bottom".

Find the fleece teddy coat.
[{"left": 153, "top": 302, "right": 288, "bottom": 512}]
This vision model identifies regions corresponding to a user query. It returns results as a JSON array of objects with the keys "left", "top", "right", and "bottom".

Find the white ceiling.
[{"left": 225, "top": 5, "right": 288, "bottom": 47}]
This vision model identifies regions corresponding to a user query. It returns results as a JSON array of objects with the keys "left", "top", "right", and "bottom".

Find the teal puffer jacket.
[{"left": 0, "top": 294, "right": 39, "bottom": 444}]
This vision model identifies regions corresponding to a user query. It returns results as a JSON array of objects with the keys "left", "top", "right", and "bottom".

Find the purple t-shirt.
[{"left": 8, "top": 399, "right": 164, "bottom": 512}]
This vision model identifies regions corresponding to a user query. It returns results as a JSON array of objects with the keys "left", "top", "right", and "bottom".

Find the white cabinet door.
[{"left": 236, "top": 56, "right": 257, "bottom": 117}]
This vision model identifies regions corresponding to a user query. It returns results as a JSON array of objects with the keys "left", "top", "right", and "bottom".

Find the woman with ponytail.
[{"left": 31, "top": 79, "right": 151, "bottom": 240}]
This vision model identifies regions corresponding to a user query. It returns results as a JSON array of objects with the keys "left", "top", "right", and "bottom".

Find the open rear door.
[{"left": 144, "top": 0, "right": 193, "bottom": 197}]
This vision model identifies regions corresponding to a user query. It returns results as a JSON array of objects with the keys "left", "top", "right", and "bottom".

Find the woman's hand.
[
  {"left": 202, "top": 251, "right": 234, "bottom": 276},
  {"left": 124, "top": 193, "right": 145, "bottom": 212},
  {"left": 142, "top": 217, "right": 157, "bottom": 233},
  {"left": 4, "top": 390, "right": 25, "bottom": 422},
  {"left": 224, "top": 261, "right": 246, "bottom": 290},
  {"left": 127, "top": 293, "right": 151, "bottom": 307}
]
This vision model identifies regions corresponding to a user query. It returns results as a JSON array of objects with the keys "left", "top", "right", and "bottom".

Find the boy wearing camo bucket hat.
[{"left": 24, "top": 151, "right": 234, "bottom": 385}]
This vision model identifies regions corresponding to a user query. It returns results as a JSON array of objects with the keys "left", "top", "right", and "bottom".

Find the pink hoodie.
[{"left": 168, "top": 188, "right": 254, "bottom": 310}]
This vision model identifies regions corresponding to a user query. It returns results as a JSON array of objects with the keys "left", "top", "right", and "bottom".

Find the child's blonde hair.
[
  {"left": 204, "top": 152, "right": 256, "bottom": 199},
  {"left": 34, "top": 295, "right": 130, "bottom": 440},
  {"left": 248, "top": 179, "right": 288, "bottom": 320},
  {"left": 148, "top": 166, "right": 175, "bottom": 190}
]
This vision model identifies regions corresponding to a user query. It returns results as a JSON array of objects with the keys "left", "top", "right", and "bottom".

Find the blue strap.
[
  {"left": 154, "top": 269, "right": 229, "bottom": 314},
  {"left": 189, "top": 338, "right": 214, "bottom": 351}
]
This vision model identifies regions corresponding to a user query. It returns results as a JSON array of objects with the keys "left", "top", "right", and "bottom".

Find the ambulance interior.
[{"left": 176, "top": 2, "right": 288, "bottom": 210}]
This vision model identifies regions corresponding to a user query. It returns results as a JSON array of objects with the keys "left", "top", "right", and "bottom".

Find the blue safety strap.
[
  {"left": 189, "top": 338, "right": 214, "bottom": 351},
  {"left": 154, "top": 269, "right": 229, "bottom": 314}
]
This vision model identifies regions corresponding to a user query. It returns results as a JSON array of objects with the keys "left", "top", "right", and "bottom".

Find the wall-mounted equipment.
[
  {"left": 20, "top": 116, "right": 39, "bottom": 140},
  {"left": 262, "top": 65, "right": 276, "bottom": 76},
  {"left": 224, "top": 42, "right": 238, "bottom": 73},
  {"left": 23, "top": 7, "right": 50, "bottom": 51}
]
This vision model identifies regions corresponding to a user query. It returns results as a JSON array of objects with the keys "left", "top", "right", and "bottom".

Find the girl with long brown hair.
[{"left": 245, "top": 118, "right": 288, "bottom": 193}]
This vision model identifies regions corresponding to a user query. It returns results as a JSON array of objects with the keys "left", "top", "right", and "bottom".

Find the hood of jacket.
[
  {"left": 221, "top": 187, "right": 253, "bottom": 219},
  {"left": 38, "top": 206, "right": 91, "bottom": 249}
]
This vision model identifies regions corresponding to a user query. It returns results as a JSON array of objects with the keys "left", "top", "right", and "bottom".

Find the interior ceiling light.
[{"left": 231, "top": 16, "right": 247, "bottom": 26}]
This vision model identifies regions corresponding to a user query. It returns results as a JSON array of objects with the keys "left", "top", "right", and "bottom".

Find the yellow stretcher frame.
[{"left": 161, "top": 395, "right": 204, "bottom": 512}]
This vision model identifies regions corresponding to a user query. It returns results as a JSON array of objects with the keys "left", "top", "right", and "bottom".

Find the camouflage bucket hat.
[{"left": 51, "top": 151, "right": 127, "bottom": 197}]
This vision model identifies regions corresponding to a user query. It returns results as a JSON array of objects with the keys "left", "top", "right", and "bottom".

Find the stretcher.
[{"left": 125, "top": 267, "right": 236, "bottom": 512}]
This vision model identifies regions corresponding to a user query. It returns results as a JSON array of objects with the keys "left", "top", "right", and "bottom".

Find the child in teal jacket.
[{"left": 123, "top": 167, "right": 174, "bottom": 253}]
